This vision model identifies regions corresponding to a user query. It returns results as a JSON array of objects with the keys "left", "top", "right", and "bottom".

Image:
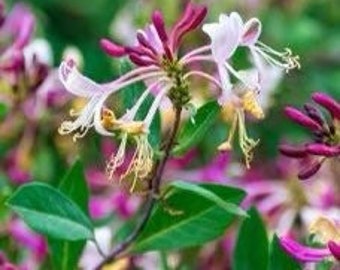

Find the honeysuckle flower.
[
  {"left": 280, "top": 217, "right": 340, "bottom": 263},
  {"left": 280, "top": 92, "right": 340, "bottom": 180},
  {"left": 58, "top": 3, "right": 210, "bottom": 191},
  {"left": 200, "top": 11, "right": 299, "bottom": 167}
]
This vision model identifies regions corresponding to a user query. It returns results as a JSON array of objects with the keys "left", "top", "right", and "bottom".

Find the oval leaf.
[
  {"left": 7, "top": 182, "right": 93, "bottom": 241},
  {"left": 130, "top": 183, "right": 246, "bottom": 253},
  {"left": 171, "top": 181, "right": 248, "bottom": 217},
  {"left": 173, "top": 101, "right": 220, "bottom": 156},
  {"left": 49, "top": 160, "right": 90, "bottom": 270},
  {"left": 233, "top": 207, "right": 269, "bottom": 270}
]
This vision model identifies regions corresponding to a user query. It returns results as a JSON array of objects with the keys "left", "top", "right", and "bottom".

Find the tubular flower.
[
  {"left": 280, "top": 217, "right": 340, "bottom": 263},
  {"left": 280, "top": 92, "right": 340, "bottom": 180},
  {"left": 202, "top": 12, "right": 299, "bottom": 167},
  {"left": 58, "top": 3, "right": 207, "bottom": 191}
]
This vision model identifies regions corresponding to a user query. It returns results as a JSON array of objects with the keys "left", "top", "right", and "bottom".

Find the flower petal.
[
  {"left": 279, "top": 236, "right": 331, "bottom": 262},
  {"left": 59, "top": 60, "right": 104, "bottom": 98},
  {"left": 241, "top": 18, "right": 262, "bottom": 45}
]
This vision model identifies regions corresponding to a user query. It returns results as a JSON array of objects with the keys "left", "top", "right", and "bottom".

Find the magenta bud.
[
  {"left": 328, "top": 241, "right": 340, "bottom": 261},
  {"left": 306, "top": 143, "right": 340, "bottom": 157},
  {"left": 312, "top": 92, "right": 340, "bottom": 120},
  {"left": 100, "top": 39, "right": 126, "bottom": 57},
  {"left": 298, "top": 161, "right": 322, "bottom": 180},
  {"left": 152, "top": 10, "right": 168, "bottom": 43},
  {"left": 303, "top": 103, "right": 325, "bottom": 126},
  {"left": 136, "top": 32, "right": 157, "bottom": 55},
  {"left": 284, "top": 106, "right": 322, "bottom": 131},
  {"left": 279, "top": 144, "right": 307, "bottom": 158},
  {"left": 129, "top": 53, "right": 156, "bottom": 67}
]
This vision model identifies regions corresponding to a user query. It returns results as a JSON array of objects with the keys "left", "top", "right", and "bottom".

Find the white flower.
[{"left": 58, "top": 58, "right": 171, "bottom": 190}]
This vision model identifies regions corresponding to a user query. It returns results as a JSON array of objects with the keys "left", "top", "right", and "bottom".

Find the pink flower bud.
[
  {"left": 328, "top": 241, "right": 340, "bottom": 261},
  {"left": 284, "top": 106, "right": 322, "bottom": 131},
  {"left": 279, "top": 144, "right": 307, "bottom": 158},
  {"left": 100, "top": 39, "right": 126, "bottom": 57},
  {"left": 306, "top": 143, "right": 340, "bottom": 157},
  {"left": 152, "top": 10, "right": 168, "bottom": 43},
  {"left": 312, "top": 92, "right": 340, "bottom": 119},
  {"left": 298, "top": 161, "right": 322, "bottom": 180}
]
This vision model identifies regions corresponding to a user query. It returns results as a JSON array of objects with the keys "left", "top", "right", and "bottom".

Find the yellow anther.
[
  {"left": 101, "top": 108, "right": 118, "bottom": 130},
  {"left": 119, "top": 121, "right": 145, "bottom": 135},
  {"left": 241, "top": 91, "right": 264, "bottom": 120},
  {"left": 309, "top": 217, "right": 340, "bottom": 244},
  {"left": 218, "top": 141, "right": 232, "bottom": 151}
]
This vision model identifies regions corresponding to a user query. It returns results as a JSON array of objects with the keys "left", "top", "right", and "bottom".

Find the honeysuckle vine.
[{"left": 56, "top": 2, "right": 300, "bottom": 266}]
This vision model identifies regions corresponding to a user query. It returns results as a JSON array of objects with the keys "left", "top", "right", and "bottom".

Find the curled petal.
[
  {"left": 203, "top": 13, "right": 241, "bottom": 63},
  {"left": 312, "top": 92, "right": 340, "bottom": 120},
  {"left": 279, "top": 236, "right": 331, "bottom": 262},
  {"left": 59, "top": 60, "right": 104, "bottom": 97},
  {"left": 241, "top": 18, "right": 261, "bottom": 46}
]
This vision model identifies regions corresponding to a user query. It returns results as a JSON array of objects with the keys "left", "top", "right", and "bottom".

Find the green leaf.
[
  {"left": 48, "top": 240, "right": 85, "bottom": 270},
  {"left": 170, "top": 181, "right": 248, "bottom": 217},
  {"left": 49, "top": 160, "right": 90, "bottom": 270},
  {"left": 130, "top": 183, "right": 246, "bottom": 253},
  {"left": 0, "top": 102, "right": 9, "bottom": 120},
  {"left": 118, "top": 59, "right": 161, "bottom": 149},
  {"left": 233, "top": 207, "right": 269, "bottom": 270},
  {"left": 7, "top": 182, "right": 93, "bottom": 241},
  {"left": 269, "top": 235, "right": 301, "bottom": 270},
  {"left": 173, "top": 101, "right": 220, "bottom": 156},
  {"left": 59, "top": 160, "right": 89, "bottom": 214}
]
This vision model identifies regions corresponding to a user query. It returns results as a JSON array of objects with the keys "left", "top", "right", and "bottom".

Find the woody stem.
[{"left": 95, "top": 106, "right": 182, "bottom": 269}]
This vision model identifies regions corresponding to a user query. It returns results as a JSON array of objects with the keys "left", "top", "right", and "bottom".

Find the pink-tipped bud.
[
  {"left": 279, "top": 144, "right": 307, "bottom": 158},
  {"left": 306, "top": 143, "right": 340, "bottom": 157},
  {"left": 303, "top": 103, "right": 325, "bottom": 126},
  {"left": 100, "top": 39, "right": 126, "bottom": 57},
  {"left": 298, "top": 161, "right": 322, "bottom": 180},
  {"left": 129, "top": 53, "right": 156, "bottom": 67},
  {"left": 284, "top": 106, "right": 322, "bottom": 131},
  {"left": 136, "top": 32, "right": 157, "bottom": 55},
  {"left": 328, "top": 241, "right": 340, "bottom": 261},
  {"left": 152, "top": 10, "right": 168, "bottom": 43},
  {"left": 312, "top": 92, "right": 340, "bottom": 120}
]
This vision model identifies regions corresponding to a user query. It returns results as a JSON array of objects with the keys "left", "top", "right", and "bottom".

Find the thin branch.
[{"left": 95, "top": 107, "right": 182, "bottom": 270}]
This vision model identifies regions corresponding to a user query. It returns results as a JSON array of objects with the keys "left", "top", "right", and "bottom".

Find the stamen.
[
  {"left": 254, "top": 42, "right": 301, "bottom": 72},
  {"left": 237, "top": 110, "right": 259, "bottom": 168},
  {"left": 241, "top": 90, "right": 265, "bottom": 120},
  {"left": 119, "top": 135, "right": 154, "bottom": 193},
  {"left": 106, "top": 133, "right": 128, "bottom": 182},
  {"left": 218, "top": 114, "right": 237, "bottom": 151}
]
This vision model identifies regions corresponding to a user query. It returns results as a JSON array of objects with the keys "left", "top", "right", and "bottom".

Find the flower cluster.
[
  {"left": 58, "top": 2, "right": 299, "bottom": 188},
  {"left": 202, "top": 12, "right": 300, "bottom": 167},
  {"left": 280, "top": 92, "right": 340, "bottom": 179}
]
